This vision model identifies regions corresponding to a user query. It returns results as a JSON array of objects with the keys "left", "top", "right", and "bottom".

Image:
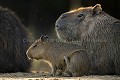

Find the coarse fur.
[
  {"left": 55, "top": 4, "right": 120, "bottom": 75},
  {"left": 0, "top": 6, "right": 31, "bottom": 72},
  {"left": 26, "top": 36, "right": 89, "bottom": 76},
  {"left": 64, "top": 50, "right": 90, "bottom": 77}
]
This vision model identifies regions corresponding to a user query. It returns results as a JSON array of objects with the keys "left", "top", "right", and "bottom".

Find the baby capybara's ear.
[
  {"left": 40, "top": 35, "right": 49, "bottom": 42},
  {"left": 92, "top": 4, "right": 102, "bottom": 15}
]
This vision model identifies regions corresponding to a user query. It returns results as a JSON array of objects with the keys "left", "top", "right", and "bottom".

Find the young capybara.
[
  {"left": 64, "top": 50, "right": 90, "bottom": 77},
  {"left": 26, "top": 36, "right": 89, "bottom": 76},
  {"left": 55, "top": 4, "right": 120, "bottom": 75},
  {"left": 0, "top": 6, "right": 31, "bottom": 72}
]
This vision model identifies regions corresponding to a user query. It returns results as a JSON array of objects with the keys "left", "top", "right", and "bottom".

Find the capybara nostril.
[
  {"left": 55, "top": 24, "right": 64, "bottom": 30},
  {"left": 55, "top": 25, "right": 59, "bottom": 28}
]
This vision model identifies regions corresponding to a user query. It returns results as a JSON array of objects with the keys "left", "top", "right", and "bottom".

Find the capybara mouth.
[
  {"left": 34, "top": 57, "right": 43, "bottom": 60},
  {"left": 27, "top": 57, "right": 32, "bottom": 60},
  {"left": 34, "top": 56, "right": 43, "bottom": 60}
]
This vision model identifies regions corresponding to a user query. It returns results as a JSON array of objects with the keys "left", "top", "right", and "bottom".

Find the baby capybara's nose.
[{"left": 26, "top": 51, "right": 33, "bottom": 59}]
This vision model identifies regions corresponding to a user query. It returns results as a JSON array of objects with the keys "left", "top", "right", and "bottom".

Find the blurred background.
[{"left": 0, "top": 0, "right": 120, "bottom": 73}]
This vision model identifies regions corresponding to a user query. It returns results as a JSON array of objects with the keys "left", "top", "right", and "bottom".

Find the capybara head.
[
  {"left": 27, "top": 36, "right": 49, "bottom": 60},
  {"left": 55, "top": 4, "right": 103, "bottom": 41}
]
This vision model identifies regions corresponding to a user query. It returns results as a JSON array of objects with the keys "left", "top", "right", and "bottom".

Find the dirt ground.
[
  {"left": 0, "top": 73, "right": 120, "bottom": 80},
  {"left": 4, "top": 60, "right": 116, "bottom": 80},
  {"left": 0, "top": 60, "right": 119, "bottom": 80}
]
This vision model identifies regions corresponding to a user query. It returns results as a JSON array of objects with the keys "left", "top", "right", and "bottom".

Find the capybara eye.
[
  {"left": 33, "top": 44, "right": 37, "bottom": 48},
  {"left": 77, "top": 13, "right": 84, "bottom": 18}
]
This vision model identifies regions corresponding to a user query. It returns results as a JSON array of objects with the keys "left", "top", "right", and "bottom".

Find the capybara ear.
[
  {"left": 112, "top": 21, "right": 120, "bottom": 32},
  {"left": 40, "top": 35, "right": 49, "bottom": 42},
  {"left": 92, "top": 4, "right": 102, "bottom": 15},
  {"left": 64, "top": 56, "right": 70, "bottom": 66}
]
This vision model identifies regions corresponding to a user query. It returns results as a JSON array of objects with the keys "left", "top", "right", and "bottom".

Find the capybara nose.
[
  {"left": 27, "top": 54, "right": 33, "bottom": 60},
  {"left": 55, "top": 24, "right": 64, "bottom": 30},
  {"left": 55, "top": 13, "right": 69, "bottom": 30},
  {"left": 55, "top": 24, "right": 62, "bottom": 29},
  {"left": 55, "top": 24, "right": 59, "bottom": 29},
  {"left": 26, "top": 51, "right": 32, "bottom": 59}
]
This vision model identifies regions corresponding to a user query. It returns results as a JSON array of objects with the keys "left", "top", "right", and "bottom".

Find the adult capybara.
[
  {"left": 55, "top": 4, "right": 120, "bottom": 75},
  {"left": 0, "top": 6, "right": 31, "bottom": 72},
  {"left": 26, "top": 36, "right": 89, "bottom": 76}
]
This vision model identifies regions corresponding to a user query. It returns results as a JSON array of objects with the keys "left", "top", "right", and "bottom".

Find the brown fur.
[
  {"left": 26, "top": 36, "right": 87, "bottom": 76},
  {"left": 64, "top": 50, "right": 90, "bottom": 77},
  {"left": 0, "top": 6, "right": 31, "bottom": 72},
  {"left": 55, "top": 4, "right": 120, "bottom": 75}
]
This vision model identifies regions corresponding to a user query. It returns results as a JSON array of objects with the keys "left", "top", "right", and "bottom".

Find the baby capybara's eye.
[{"left": 33, "top": 44, "right": 37, "bottom": 48}]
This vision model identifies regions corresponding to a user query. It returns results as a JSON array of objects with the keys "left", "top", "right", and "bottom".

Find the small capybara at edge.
[
  {"left": 0, "top": 6, "right": 31, "bottom": 72},
  {"left": 55, "top": 4, "right": 120, "bottom": 75},
  {"left": 26, "top": 36, "right": 89, "bottom": 76},
  {"left": 64, "top": 50, "right": 90, "bottom": 77}
]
